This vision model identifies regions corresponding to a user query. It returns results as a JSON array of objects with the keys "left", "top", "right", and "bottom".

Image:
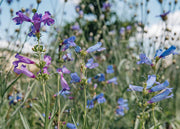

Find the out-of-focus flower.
[
  {"left": 137, "top": 53, "right": 154, "bottom": 66},
  {"left": 94, "top": 73, "right": 105, "bottom": 82},
  {"left": 86, "top": 100, "right": 94, "bottom": 109},
  {"left": 8, "top": 92, "right": 23, "bottom": 105},
  {"left": 147, "top": 88, "right": 173, "bottom": 103},
  {"left": 38, "top": 55, "right": 51, "bottom": 74},
  {"left": 79, "top": 10, "right": 83, "bottom": 17},
  {"left": 75, "top": 46, "right": 81, "bottom": 53},
  {"left": 119, "top": 27, "right": 125, "bottom": 35},
  {"left": 70, "top": 73, "right": 81, "bottom": 83},
  {"left": 107, "top": 77, "right": 118, "bottom": 85},
  {"left": 7, "top": 0, "right": 13, "bottom": 4},
  {"left": 67, "top": 123, "right": 79, "bottom": 129},
  {"left": 106, "top": 65, "right": 114, "bottom": 74},
  {"left": 62, "top": 36, "right": 76, "bottom": 51},
  {"left": 63, "top": 53, "right": 74, "bottom": 61},
  {"left": 157, "top": 11, "right": 170, "bottom": 21},
  {"left": 116, "top": 98, "right": 128, "bottom": 116},
  {"left": 85, "top": 58, "right": 99, "bottom": 69},
  {"left": 102, "top": 2, "right": 111, "bottom": 11},
  {"left": 53, "top": 89, "right": 71, "bottom": 98},
  {"left": 86, "top": 42, "right": 105, "bottom": 53},
  {"left": 60, "top": 74, "right": 70, "bottom": 90},
  {"left": 57, "top": 66, "right": 71, "bottom": 74},
  {"left": 71, "top": 23, "right": 80, "bottom": 31}
]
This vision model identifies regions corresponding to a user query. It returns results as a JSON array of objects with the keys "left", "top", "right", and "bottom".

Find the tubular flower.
[
  {"left": 116, "top": 98, "right": 129, "bottom": 116},
  {"left": 85, "top": 58, "right": 99, "bottom": 69},
  {"left": 137, "top": 53, "right": 153, "bottom": 66},
  {"left": 106, "top": 65, "right": 114, "bottom": 74},
  {"left": 159, "top": 45, "right": 176, "bottom": 58},
  {"left": 14, "top": 64, "right": 36, "bottom": 78},
  {"left": 106, "top": 77, "right": 118, "bottom": 85},
  {"left": 60, "top": 74, "right": 70, "bottom": 90},
  {"left": 148, "top": 80, "right": 169, "bottom": 93},
  {"left": 147, "top": 88, "right": 173, "bottom": 104},
  {"left": 66, "top": 123, "right": 79, "bottom": 129},
  {"left": 13, "top": 53, "right": 35, "bottom": 67},
  {"left": 53, "top": 89, "right": 71, "bottom": 98},
  {"left": 38, "top": 55, "right": 52, "bottom": 74},
  {"left": 86, "top": 42, "right": 106, "bottom": 53},
  {"left": 94, "top": 73, "right": 105, "bottom": 82},
  {"left": 70, "top": 73, "right": 81, "bottom": 83},
  {"left": 13, "top": 11, "right": 54, "bottom": 36},
  {"left": 63, "top": 53, "right": 74, "bottom": 61},
  {"left": 57, "top": 66, "right": 71, "bottom": 74},
  {"left": 62, "top": 36, "right": 76, "bottom": 51}
]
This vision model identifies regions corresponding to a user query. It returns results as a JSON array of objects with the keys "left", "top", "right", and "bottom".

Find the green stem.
[
  {"left": 42, "top": 81, "right": 46, "bottom": 101},
  {"left": 57, "top": 74, "right": 61, "bottom": 129},
  {"left": 83, "top": 85, "right": 87, "bottom": 128}
]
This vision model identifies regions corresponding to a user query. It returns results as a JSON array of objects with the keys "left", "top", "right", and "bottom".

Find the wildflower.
[
  {"left": 159, "top": 45, "right": 176, "bottom": 58},
  {"left": 85, "top": 58, "right": 99, "bottom": 69},
  {"left": 13, "top": 11, "right": 54, "bottom": 36},
  {"left": 94, "top": 73, "right": 105, "bottom": 82},
  {"left": 62, "top": 36, "right": 76, "bottom": 51},
  {"left": 102, "top": 2, "right": 111, "bottom": 11},
  {"left": 126, "top": 25, "right": 132, "bottom": 31},
  {"left": 66, "top": 123, "right": 79, "bottom": 129},
  {"left": 92, "top": 93, "right": 106, "bottom": 104},
  {"left": 71, "top": 24, "right": 80, "bottom": 31},
  {"left": 86, "top": 42, "right": 105, "bottom": 53},
  {"left": 13, "top": 53, "right": 35, "bottom": 67},
  {"left": 37, "top": 55, "right": 51, "bottom": 74},
  {"left": 86, "top": 100, "right": 94, "bottom": 109},
  {"left": 8, "top": 92, "right": 23, "bottom": 105},
  {"left": 87, "top": 78, "right": 92, "bottom": 84},
  {"left": 57, "top": 66, "right": 71, "bottom": 74},
  {"left": 63, "top": 53, "right": 74, "bottom": 61},
  {"left": 14, "top": 64, "right": 36, "bottom": 78},
  {"left": 157, "top": 11, "right": 170, "bottom": 21},
  {"left": 70, "top": 73, "right": 81, "bottom": 83},
  {"left": 147, "top": 88, "right": 173, "bottom": 103},
  {"left": 119, "top": 27, "right": 125, "bottom": 35},
  {"left": 148, "top": 80, "right": 169, "bottom": 93},
  {"left": 106, "top": 65, "right": 114, "bottom": 74},
  {"left": 107, "top": 77, "right": 118, "bottom": 85},
  {"left": 79, "top": 10, "right": 83, "bottom": 17},
  {"left": 137, "top": 53, "right": 153, "bottom": 66},
  {"left": 75, "top": 46, "right": 81, "bottom": 53},
  {"left": 116, "top": 98, "right": 129, "bottom": 116},
  {"left": 53, "top": 89, "right": 71, "bottom": 98},
  {"left": 60, "top": 74, "right": 70, "bottom": 90}
]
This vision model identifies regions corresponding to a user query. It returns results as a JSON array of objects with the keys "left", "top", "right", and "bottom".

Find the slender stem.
[
  {"left": 83, "top": 84, "right": 87, "bottom": 128},
  {"left": 152, "top": 105, "right": 156, "bottom": 127},
  {"left": 42, "top": 81, "right": 46, "bottom": 102},
  {"left": 57, "top": 74, "right": 61, "bottom": 129}
]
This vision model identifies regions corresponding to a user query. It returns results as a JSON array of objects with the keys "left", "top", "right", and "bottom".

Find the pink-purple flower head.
[
  {"left": 70, "top": 73, "right": 81, "bottom": 83},
  {"left": 13, "top": 11, "right": 54, "bottom": 36},
  {"left": 154, "top": 45, "right": 177, "bottom": 59},
  {"left": 86, "top": 42, "right": 106, "bottom": 53},
  {"left": 85, "top": 58, "right": 99, "bottom": 69},
  {"left": 106, "top": 65, "right": 114, "bottom": 74},
  {"left": 147, "top": 88, "right": 173, "bottom": 104},
  {"left": 137, "top": 53, "right": 154, "bottom": 66}
]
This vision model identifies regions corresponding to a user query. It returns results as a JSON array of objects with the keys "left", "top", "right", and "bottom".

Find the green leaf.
[{"left": 19, "top": 111, "right": 30, "bottom": 129}]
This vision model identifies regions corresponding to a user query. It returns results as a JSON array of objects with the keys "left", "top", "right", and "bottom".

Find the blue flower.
[
  {"left": 86, "top": 100, "right": 94, "bottom": 109},
  {"left": 62, "top": 36, "right": 76, "bottom": 51},
  {"left": 75, "top": 46, "right": 81, "bottom": 53},
  {"left": 148, "top": 80, "right": 169, "bottom": 93},
  {"left": 94, "top": 73, "right": 105, "bottom": 82},
  {"left": 53, "top": 89, "right": 71, "bottom": 98},
  {"left": 70, "top": 73, "right": 81, "bottom": 83},
  {"left": 86, "top": 42, "right": 105, "bottom": 53},
  {"left": 116, "top": 98, "right": 128, "bottom": 116},
  {"left": 148, "top": 88, "right": 173, "bottom": 104},
  {"left": 63, "top": 53, "right": 74, "bottom": 61},
  {"left": 137, "top": 53, "right": 154, "bottom": 66},
  {"left": 106, "top": 77, "right": 118, "bottom": 85},
  {"left": 66, "top": 123, "right": 79, "bottom": 129},
  {"left": 159, "top": 45, "right": 176, "bottom": 58},
  {"left": 106, "top": 65, "right": 114, "bottom": 74},
  {"left": 85, "top": 58, "right": 99, "bottom": 69}
]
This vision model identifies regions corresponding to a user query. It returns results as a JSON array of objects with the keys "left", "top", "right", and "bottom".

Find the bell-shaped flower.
[
  {"left": 14, "top": 64, "right": 36, "bottom": 78},
  {"left": 147, "top": 88, "right": 173, "bottom": 104},
  {"left": 106, "top": 77, "right": 118, "bottom": 85},
  {"left": 148, "top": 80, "right": 169, "bottom": 93},
  {"left": 85, "top": 58, "right": 99, "bottom": 69},
  {"left": 137, "top": 53, "right": 153, "bottom": 66},
  {"left": 106, "top": 65, "right": 114, "bottom": 74},
  {"left": 70, "top": 73, "right": 81, "bottom": 83},
  {"left": 13, "top": 53, "right": 35, "bottom": 67}
]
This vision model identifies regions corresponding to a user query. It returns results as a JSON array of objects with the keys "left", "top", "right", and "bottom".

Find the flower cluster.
[{"left": 116, "top": 98, "right": 129, "bottom": 116}]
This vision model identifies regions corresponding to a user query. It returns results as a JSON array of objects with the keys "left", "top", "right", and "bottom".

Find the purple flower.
[
  {"left": 79, "top": 10, "right": 83, "bottom": 17},
  {"left": 44, "top": 55, "right": 51, "bottom": 66},
  {"left": 86, "top": 42, "right": 105, "bottom": 53},
  {"left": 102, "top": 2, "right": 111, "bottom": 11},
  {"left": 94, "top": 73, "right": 105, "bottom": 82},
  {"left": 60, "top": 74, "right": 70, "bottom": 90},
  {"left": 13, "top": 53, "right": 35, "bottom": 67},
  {"left": 147, "top": 88, "right": 173, "bottom": 104},
  {"left": 92, "top": 93, "right": 106, "bottom": 104},
  {"left": 107, "top": 77, "right": 118, "bottom": 85},
  {"left": 63, "top": 53, "right": 74, "bottom": 61},
  {"left": 116, "top": 98, "right": 129, "bottom": 116},
  {"left": 57, "top": 66, "right": 71, "bottom": 74},
  {"left": 12, "top": 11, "right": 31, "bottom": 25},
  {"left": 13, "top": 11, "right": 54, "bottom": 36},
  {"left": 146, "top": 75, "right": 156, "bottom": 89},
  {"left": 75, "top": 46, "right": 81, "bottom": 53},
  {"left": 157, "top": 11, "right": 170, "bottom": 18},
  {"left": 126, "top": 25, "right": 132, "bottom": 31},
  {"left": 67, "top": 123, "right": 79, "bottom": 129},
  {"left": 128, "top": 84, "right": 144, "bottom": 92},
  {"left": 87, "top": 78, "right": 92, "bottom": 84},
  {"left": 85, "top": 58, "right": 99, "bottom": 69},
  {"left": 106, "top": 65, "right": 114, "bottom": 74},
  {"left": 159, "top": 45, "right": 176, "bottom": 58},
  {"left": 119, "top": 27, "right": 125, "bottom": 35},
  {"left": 53, "top": 89, "right": 71, "bottom": 98},
  {"left": 86, "top": 100, "right": 94, "bottom": 109},
  {"left": 62, "top": 36, "right": 76, "bottom": 51},
  {"left": 137, "top": 53, "right": 153, "bottom": 66},
  {"left": 14, "top": 65, "right": 36, "bottom": 78},
  {"left": 148, "top": 80, "right": 169, "bottom": 93},
  {"left": 70, "top": 73, "right": 81, "bottom": 83},
  {"left": 71, "top": 24, "right": 80, "bottom": 30}
]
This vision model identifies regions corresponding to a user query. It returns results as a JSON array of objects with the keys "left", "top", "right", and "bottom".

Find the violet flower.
[
  {"left": 86, "top": 42, "right": 105, "bottom": 53},
  {"left": 63, "top": 53, "right": 74, "bottom": 61},
  {"left": 116, "top": 98, "right": 129, "bottom": 116},
  {"left": 85, "top": 58, "right": 99, "bottom": 69},
  {"left": 57, "top": 66, "right": 71, "bottom": 74},
  {"left": 60, "top": 74, "right": 70, "bottom": 90},
  {"left": 147, "top": 88, "right": 173, "bottom": 104},
  {"left": 13, "top": 53, "right": 35, "bottom": 67},
  {"left": 148, "top": 80, "right": 169, "bottom": 93},
  {"left": 137, "top": 53, "right": 154, "bottom": 66},
  {"left": 106, "top": 65, "right": 114, "bottom": 74},
  {"left": 14, "top": 64, "right": 36, "bottom": 78},
  {"left": 107, "top": 77, "right": 118, "bottom": 85},
  {"left": 67, "top": 123, "right": 79, "bottom": 129},
  {"left": 70, "top": 73, "right": 81, "bottom": 83},
  {"left": 62, "top": 36, "right": 76, "bottom": 51},
  {"left": 86, "top": 100, "right": 94, "bottom": 109},
  {"left": 13, "top": 11, "right": 31, "bottom": 25},
  {"left": 94, "top": 73, "right": 105, "bottom": 82}
]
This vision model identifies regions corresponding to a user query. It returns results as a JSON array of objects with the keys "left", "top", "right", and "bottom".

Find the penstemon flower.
[
  {"left": 85, "top": 58, "right": 99, "bottom": 69},
  {"left": 106, "top": 65, "right": 114, "bottom": 74}
]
